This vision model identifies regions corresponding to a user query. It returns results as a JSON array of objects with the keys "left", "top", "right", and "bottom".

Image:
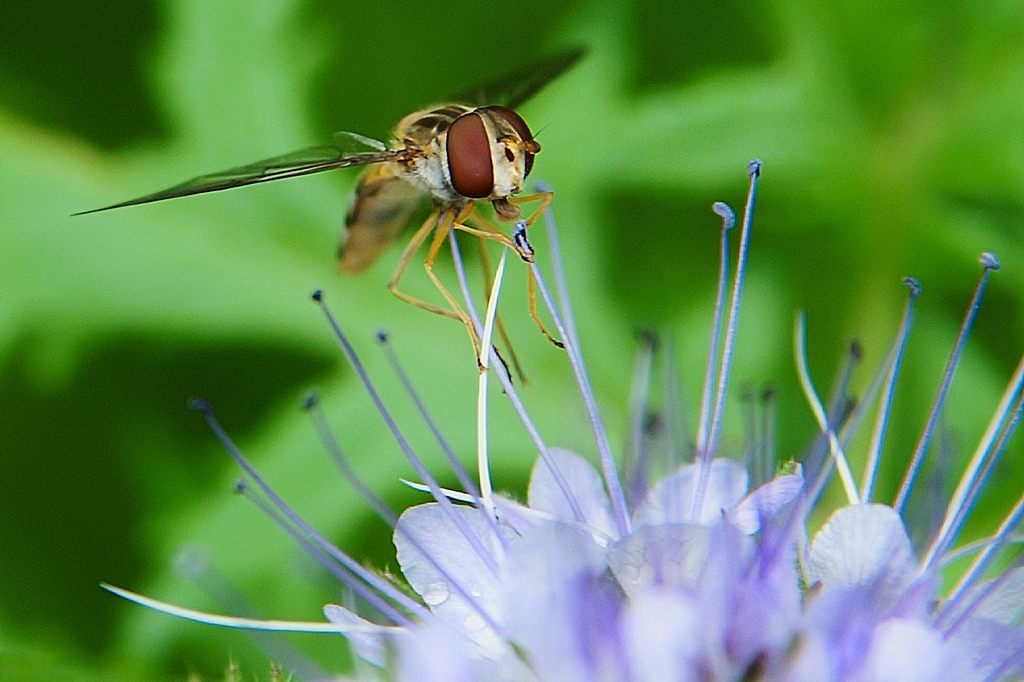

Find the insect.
[{"left": 79, "top": 48, "right": 584, "bottom": 365}]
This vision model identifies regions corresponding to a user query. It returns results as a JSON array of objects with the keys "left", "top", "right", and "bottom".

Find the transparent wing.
[
  {"left": 77, "top": 135, "right": 403, "bottom": 215},
  {"left": 448, "top": 46, "right": 586, "bottom": 109}
]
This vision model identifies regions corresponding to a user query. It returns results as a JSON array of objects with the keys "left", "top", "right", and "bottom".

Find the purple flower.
[{"left": 107, "top": 163, "right": 1024, "bottom": 681}]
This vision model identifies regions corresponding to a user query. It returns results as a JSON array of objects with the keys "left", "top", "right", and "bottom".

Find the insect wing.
[
  {"left": 77, "top": 136, "right": 403, "bottom": 215},
  {"left": 339, "top": 162, "right": 425, "bottom": 274},
  {"left": 448, "top": 46, "right": 585, "bottom": 109}
]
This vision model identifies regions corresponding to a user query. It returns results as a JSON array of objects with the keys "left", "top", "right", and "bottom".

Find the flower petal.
[
  {"left": 850, "top": 618, "right": 956, "bottom": 682},
  {"left": 807, "top": 504, "right": 917, "bottom": 603},
  {"left": 502, "top": 522, "right": 623, "bottom": 682},
  {"left": 528, "top": 447, "right": 617, "bottom": 539},
  {"left": 624, "top": 588, "right": 702, "bottom": 682},
  {"left": 633, "top": 459, "right": 748, "bottom": 527},
  {"left": 730, "top": 472, "right": 804, "bottom": 533},
  {"left": 965, "top": 565, "right": 1024, "bottom": 624},
  {"left": 608, "top": 524, "right": 712, "bottom": 597},
  {"left": 323, "top": 603, "right": 388, "bottom": 667},
  {"left": 393, "top": 503, "right": 505, "bottom": 653}
]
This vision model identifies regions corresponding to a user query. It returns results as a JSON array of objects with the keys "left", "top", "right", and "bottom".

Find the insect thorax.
[{"left": 394, "top": 104, "right": 474, "bottom": 204}]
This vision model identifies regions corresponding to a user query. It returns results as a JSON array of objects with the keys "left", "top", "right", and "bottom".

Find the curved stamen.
[
  {"left": 793, "top": 312, "right": 859, "bottom": 504},
  {"left": 696, "top": 201, "right": 735, "bottom": 458}
]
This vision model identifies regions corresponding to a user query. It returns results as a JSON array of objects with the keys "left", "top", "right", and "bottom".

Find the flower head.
[{"left": 107, "top": 162, "right": 1024, "bottom": 681}]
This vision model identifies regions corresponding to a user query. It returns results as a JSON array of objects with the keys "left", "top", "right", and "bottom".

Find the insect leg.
[
  {"left": 420, "top": 205, "right": 484, "bottom": 360},
  {"left": 526, "top": 263, "right": 564, "bottom": 348},
  {"left": 474, "top": 233, "right": 528, "bottom": 383},
  {"left": 387, "top": 207, "right": 460, "bottom": 320},
  {"left": 506, "top": 190, "right": 554, "bottom": 228},
  {"left": 462, "top": 205, "right": 563, "bottom": 349}
]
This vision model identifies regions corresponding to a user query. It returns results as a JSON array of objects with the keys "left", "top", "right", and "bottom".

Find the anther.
[
  {"left": 635, "top": 327, "right": 659, "bottom": 352},
  {"left": 980, "top": 252, "right": 1000, "bottom": 271},
  {"left": 849, "top": 340, "right": 863, "bottom": 362},
  {"left": 512, "top": 220, "right": 534, "bottom": 262},
  {"left": 712, "top": 202, "right": 736, "bottom": 230},
  {"left": 187, "top": 397, "right": 212, "bottom": 414}
]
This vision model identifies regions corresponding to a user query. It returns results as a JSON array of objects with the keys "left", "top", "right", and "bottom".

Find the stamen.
[
  {"left": 941, "top": 551, "right": 1024, "bottom": 640},
  {"left": 940, "top": 532, "right": 1024, "bottom": 566},
  {"left": 283, "top": 400, "right": 509, "bottom": 639},
  {"left": 860, "top": 277, "right": 920, "bottom": 502},
  {"left": 101, "top": 584, "right": 357, "bottom": 633},
  {"left": 378, "top": 329, "right": 510, "bottom": 548},
  {"left": 375, "top": 331, "right": 481, "bottom": 500},
  {"left": 793, "top": 313, "right": 860, "bottom": 504},
  {"left": 173, "top": 548, "right": 327, "bottom": 681},
  {"left": 512, "top": 220, "right": 533, "bottom": 260},
  {"left": 232, "top": 479, "right": 414, "bottom": 626},
  {"left": 894, "top": 253, "right": 1000, "bottom": 512},
  {"left": 294, "top": 308, "right": 516, "bottom": 635},
  {"left": 939, "top": 484, "right": 1024, "bottom": 629},
  {"left": 623, "top": 329, "right": 658, "bottom": 506},
  {"left": 477, "top": 248, "right": 509, "bottom": 520},
  {"left": 302, "top": 394, "right": 399, "bottom": 525},
  {"left": 528, "top": 211, "right": 631, "bottom": 537},
  {"left": 705, "top": 161, "right": 760, "bottom": 459},
  {"left": 693, "top": 161, "right": 760, "bottom": 521},
  {"left": 939, "top": 383, "right": 1024, "bottom": 568},
  {"left": 186, "top": 399, "right": 422, "bottom": 624},
  {"left": 695, "top": 201, "right": 735, "bottom": 458},
  {"left": 448, "top": 231, "right": 589, "bottom": 526},
  {"left": 920, "top": 350, "right": 1024, "bottom": 573},
  {"left": 310, "top": 291, "right": 501, "bottom": 576}
]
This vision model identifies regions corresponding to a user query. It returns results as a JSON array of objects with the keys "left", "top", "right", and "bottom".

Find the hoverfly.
[{"left": 79, "top": 48, "right": 583, "bottom": 365}]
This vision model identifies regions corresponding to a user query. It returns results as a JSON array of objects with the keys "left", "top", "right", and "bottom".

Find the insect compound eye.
[
  {"left": 447, "top": 112, "right": 494, "bottom": 199},
  {"left": 484, "top": 105, "right": 536, "bottom": 177}
]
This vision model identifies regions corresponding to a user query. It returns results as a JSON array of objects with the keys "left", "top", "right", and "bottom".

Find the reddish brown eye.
[
  {"left": 447, "top": 112, "right": 493, "bottom": 199},
  {"left": 485, "top": 105, "right": 536, "bottom": 177}
]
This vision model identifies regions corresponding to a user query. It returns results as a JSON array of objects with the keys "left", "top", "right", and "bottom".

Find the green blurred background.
[{"left": 1, "top": 0, "right": 1022, "bottom": 679}]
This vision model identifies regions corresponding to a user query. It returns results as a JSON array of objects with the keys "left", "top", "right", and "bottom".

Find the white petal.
[
  {"left": 393, "top": 503, "right": 505, "bottom": 654},
  {"left": 966, "top": 565, "right": 1024, "bottom": 624},
  {"left": 850, "top": 619, "right": 951, "bottom": 682},
  {"left": 808, "top": 504, "right": 916, "bottom": 601},
  {"left": 608, "top": 524, "right": 712, "bottom": 597},
  {"left": 634, "top": 459, "right": 748, "bottom": 527},
  {"left": 323, "top": 603, "right": 387, "bottom": 666},
  {"left": 396, "top": 620, "right": 480, "bottom": 682},
  {"left": 528, "top": 447, "right": 617, "bottom": 539},
  {"left": 500, "top": 523, "right": 618, "bottom": 682},
  {"left": 624, "top": 588, "right": 702, "bottom": 682},
  {"left": 730, "top": 473, "right": 804, "bottom": 534}
]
